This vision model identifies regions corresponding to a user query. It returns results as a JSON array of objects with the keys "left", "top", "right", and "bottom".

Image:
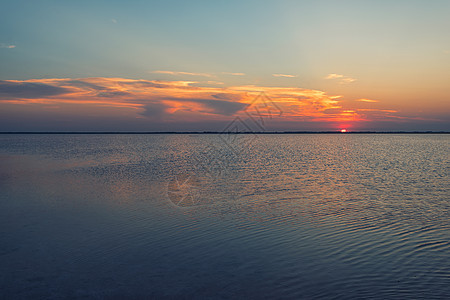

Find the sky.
[{"left": 1, "top": 0, "right": 449, "bottom": 132}]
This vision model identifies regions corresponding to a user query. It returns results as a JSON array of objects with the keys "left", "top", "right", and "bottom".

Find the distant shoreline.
[{"left": 0, "top": 131, "right": 449, "bottom": 134}]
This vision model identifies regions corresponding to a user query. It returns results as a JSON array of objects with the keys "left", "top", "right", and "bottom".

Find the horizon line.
[{"left": 1, "top": 131, "right": 449, "bottom": 134}]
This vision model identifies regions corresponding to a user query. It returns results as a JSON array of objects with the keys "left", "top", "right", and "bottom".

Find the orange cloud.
[
  {"left": 0, "top": 77, "right": 404, "bottom": 129},
  {"left": 357, "top": 98, "right": 379, "bottom": 103},
  {"left": 325, "top": 73, "right": 356, "bottom": 84},
  {"left": 222, "top": 72, "right": 245, "bottom": 76},
  {"left": 358, "top": 109, "right": 397, "bottom": 113},
  {"left": 325, "top": 73, "right": 344, "bottom": 79},
  {"left": 272, "top": 74, "right": 297, "bottom": 78},
  {"left": 339, "top": 77, "right": 356, "bottom": 84},
  {"left": 152, "top": 71, "right": 213, "bottom": 77}
]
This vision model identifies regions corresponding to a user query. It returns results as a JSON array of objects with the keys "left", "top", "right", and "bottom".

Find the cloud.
[
  {"left": 0, "top": 80, "right": 69, "bottom": 99},
  {"left": 229, "top": 85, "right": 345, "bottom": 121},
  {"left": 140, "top": 102, "right": 169, "bottom": 119},
  {"left": 325, "top": 73, "right": 356, "bottom": 84},
  {"left": 339, "top": 77, "right": 356, "bottom": 84},
  {"left": 96, "top": 91, "right": 130, "bottom": 97},
  {"left": 152, "top": 70, "right": 213, "bottom": 78},
  {"left": 111, "top": 18, "right": 117, "bottom": 24},
  {"left": 358, "top": 109, "right": 397, "bottom": 113},
  {"left": 159, "top": 95, "right": 247, "bottom": 116},
  {"left": 194, "top": 99, "right": 247, "bottom": 116},
  {"left": 211, "top": 93, "right": 242, "bottom": 101},
  {"left": 0, "top": 43, "right": 16, "bottom": 49},
  {"left": 272, "top": 74, "right": 297, "bottom": 78},
  {"left": 325, "top": 74, "right": 344, "bottom": 79},
  {"left": 357, "top": 98, "right": 379, "bottom": 103},
  {"left": 65, "top": 80, "right": 107, "bottom": 91},
  {"left": 206, "top": 81, "right": 224, "bottom": 85},
  {"left": 120, "top": 80, "right": 172, "bottom": 89},
  {"left": 222, "top": 72, "right": 245, "bottom": 76},
  {"left": 0, "top": 77, "right": 402, "bottom": 127}
]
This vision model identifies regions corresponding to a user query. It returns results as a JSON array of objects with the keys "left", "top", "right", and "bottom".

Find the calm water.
[{"left": 0, "top": 134, "right": 449, "bottom": 299}]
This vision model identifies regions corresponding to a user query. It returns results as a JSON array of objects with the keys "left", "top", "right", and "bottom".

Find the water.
[{"left": 0, "top": 134, "right": 449, "bottom": 299}]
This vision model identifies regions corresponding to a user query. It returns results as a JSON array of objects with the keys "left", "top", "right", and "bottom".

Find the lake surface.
[{"left": 0, "top": 134, "right": 449, "bottom": 299}]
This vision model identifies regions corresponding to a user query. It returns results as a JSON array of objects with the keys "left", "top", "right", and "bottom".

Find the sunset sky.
[{"left": 1, "top": 0, "right": 449, "bottom": 131}]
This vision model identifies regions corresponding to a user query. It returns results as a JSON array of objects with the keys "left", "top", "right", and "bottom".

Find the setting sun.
[{"left": 340, "top": 129, "right": 347, "bottom": 133}]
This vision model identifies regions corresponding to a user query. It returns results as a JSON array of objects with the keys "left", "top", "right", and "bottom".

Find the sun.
[{"left": 340, "top": 129, "right": 347, "bottom": 133}]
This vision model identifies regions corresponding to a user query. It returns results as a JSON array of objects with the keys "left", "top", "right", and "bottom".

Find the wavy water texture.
[{"left": 0, "top": 134, "right": 449, "bottom": 299}]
